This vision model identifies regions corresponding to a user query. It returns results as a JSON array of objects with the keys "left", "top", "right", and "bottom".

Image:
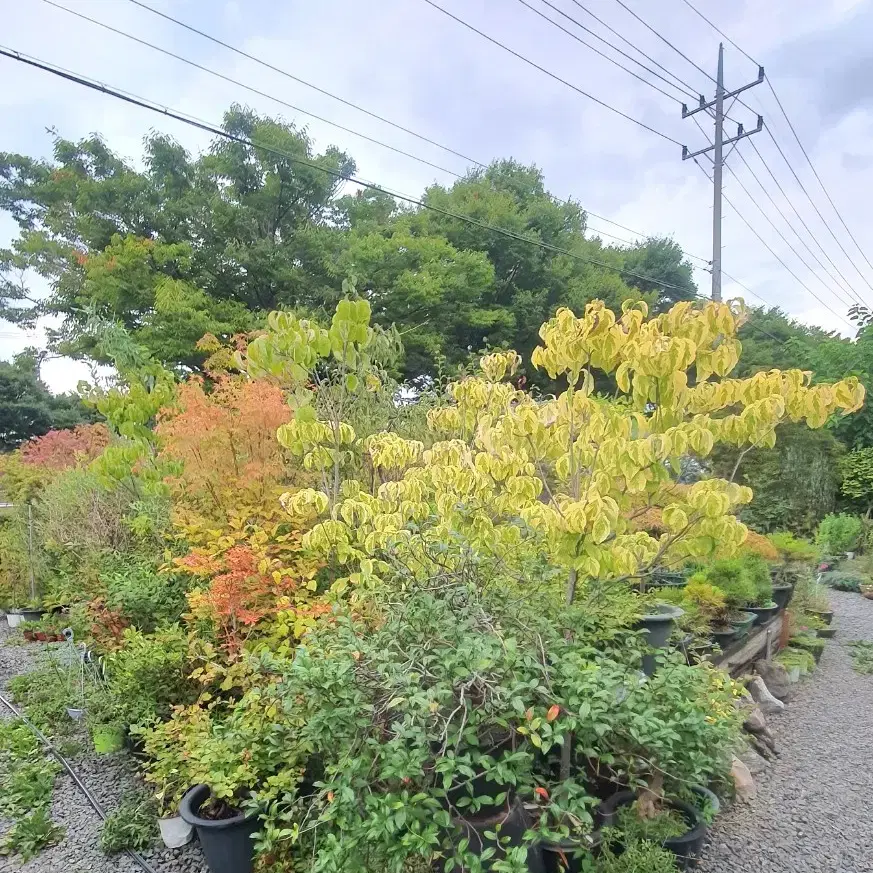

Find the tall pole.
[
  {"left": 27, "top": 503, "right": 35, "bottom": 602},
  {"left": 681, "top": 50, "right": 765, "bottom": 301},
  {"left": 711, "top": 44, "right": 725, "bottom": 302}
]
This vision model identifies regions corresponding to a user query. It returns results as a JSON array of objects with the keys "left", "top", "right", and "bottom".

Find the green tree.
[
  {"left": 0, "top": 351, "right": 92, "bottom": 451},
  {"left": 1, "top": 106, "right": 354, "bottom": 368},
  {"left": 840, "top": 447, "right": 873, "bottom": 517}
]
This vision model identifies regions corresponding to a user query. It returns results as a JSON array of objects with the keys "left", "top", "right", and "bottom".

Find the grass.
[{"left": 847, "top": 640, "right": 873, "bottom": 675}]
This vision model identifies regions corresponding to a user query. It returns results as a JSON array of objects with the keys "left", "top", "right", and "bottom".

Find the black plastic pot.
[
  {"left": 689, "top": 785, "right": 721, "bottom": 821},
  {"left": 636, "top": 604, "right": 684, "bottom": 676},
  {"left": 444, "top": 800, "right": 543, "bottom": 873},
  {"left": 729, "top": 611, "right": 757, "bottom": 637},
  {"left": 808, "top": 609, "right": 834, "bottom": 625},
  {"left": 771, "top": 583, "right": 794, "bottom": 611},
  {"left": 179, "top": 785, "right": 258, "bottom": 873},
  {"left": 710, "top": 626, "right": 737, "bottom": 649},
  {"left": 747, "top": 603, "right": 779, "bottom": 626},
  {"left": 597, "top": 790, "right": 707, "bottom": 871},
  {"left": 817, "top": 626, "right": 837, "bottom": 639},
  {"left": 540, "top": 833, "right": 601, "bottom": 873}
]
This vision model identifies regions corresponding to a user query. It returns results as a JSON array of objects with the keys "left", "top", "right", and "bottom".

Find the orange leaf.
[
  {"left": 546, "top": 704, "right": 561, "bottom": 723},
  {"left": 534, "top": 786, "right": 549, "bottom": 801}
]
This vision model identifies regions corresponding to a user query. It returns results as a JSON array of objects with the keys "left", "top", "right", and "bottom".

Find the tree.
[
  {"left": 1, "top": 106, "right": 355, "bottom": 368},
  {"left": 0, "top": 352, "right": 92, "bottom": 451},
  {"left": 840, "top": 447, "right": 873, "bottom": 517}
]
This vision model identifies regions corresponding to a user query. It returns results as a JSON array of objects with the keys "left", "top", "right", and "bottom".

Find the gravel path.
[
  {"left": 701, "top": 589, "right": 873, "bottom": 873},
  {"left": 0, "top": 623, "right": 207, "bottom": 873}
]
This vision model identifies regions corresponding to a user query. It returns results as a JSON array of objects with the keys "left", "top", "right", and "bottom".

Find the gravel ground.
[
  {"left": 701, "top": 589, "right": 873, "bottom": 873},
  {"left": 0, "top": 622, "right": 207, "bottom": 873}
]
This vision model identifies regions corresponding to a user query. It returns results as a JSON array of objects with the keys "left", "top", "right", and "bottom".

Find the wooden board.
[{"left": 712, "top": 614, "right": 784, "bottom": 676}]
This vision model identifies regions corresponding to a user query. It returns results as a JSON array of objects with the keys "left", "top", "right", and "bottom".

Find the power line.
[
  {"left": 419, "top": 0, "right": 684, "bottom": 146},
  {"left": 765, "top": 82, "right": 873, "bottom": 283},
  {"left": 743, "top": 139, "right": 864, "bottom": 305},
  {"left": 0, "top": 45, "right": 701, "bottom": 299},
  {"left": 40, "top": 0, "right": 461, "bottom": 179},
  {"left": 692, "top": 157, "right": 854, "bottom": 330},
  {"left": 671, "top": 0, "right": 873, "bottom": 291},
  {"left": 515, "top": 0, "right": 696, "bottom": 102},
  {"left": 677, "top": 0, "right": 759, "bottom": 66},
  {"left": 567, "top": 0, "right": 699, "bottom": 97},
  {"left": 49, "top": 0, "right": 711, "bottom": 271},
  {"left": 125, "top": 0, "right": 481, "bottom": 170}
]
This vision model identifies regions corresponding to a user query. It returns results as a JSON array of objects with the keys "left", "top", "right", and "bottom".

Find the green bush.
[
  {"left": 101, "top": 555, "right": 187, "bottom": 631},
  {"left": 703, "top": 559, "right": 756, "bottom": 609},
  {"left": 821, "top": 573, "right": 862, "bottom": 592},
  {"left": 816, "top": 513, "right": 862, "bottom": 554},
  {"left": 101, "top": 626, "right": 194, "bottom": 729},
  {"left": 740, "top": 553, "right": 773, "bottom": 605},
  {"left": 99, "top": 793, "right": 156, "bottom": 854},
  {"left": 767, "top": 532, "right": 819, "bottom": 564}
]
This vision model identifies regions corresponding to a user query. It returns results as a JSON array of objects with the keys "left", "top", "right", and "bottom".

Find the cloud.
[{"left": 1, "top": 0, "right": 871, "bottom": 389}]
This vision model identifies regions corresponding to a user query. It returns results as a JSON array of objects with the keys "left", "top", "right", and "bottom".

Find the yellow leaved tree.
[{"left": 243, "top": 297, "right": 864, "bottom": 605}]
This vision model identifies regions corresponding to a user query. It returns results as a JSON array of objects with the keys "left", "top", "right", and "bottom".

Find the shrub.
[
  {"left": 704, "top": 560, "right": 756, "bottom": 609},
  {"left": 740, "top": 553, "right": 773, "bottom": 605},
  {"left": 767, "top": 531, "right": 820, "bottom": 564},
  {"left": 101, "top": 555, "right": 187, "bottom": 631},
  {"left": 816, "top": 513, "right": 862, "bottom": 554},
  {"left": 20, "top": 423, "right": 110, "bottom": 470}
]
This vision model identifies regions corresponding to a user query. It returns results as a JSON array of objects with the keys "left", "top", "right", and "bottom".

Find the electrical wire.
[
  {"left": 419, "top": 0, "right": 685, "bottom": 146},
  {"left": 670, "top": 0, "right": 873, "bottom": 289},
  {"left": 515, "top": 0, "right": 696, "bottom": 102},
  {"left": 766, "top": 79, "right": 873, "bottom": 278},
  {"left": 0, "top": 691, "right": 160, "bottom": 873},
  {"left": 118, "top": 0, "right": 711, "bottom": 265},
  {"left": 742, "top": 140, "right": 863, "bottom": 305},
  {"left": 567, "top": 0, "right": 700, "bottom": 97},
  {"left": 0, "top": 45, "right": 700, "bottom": 297},
  {"left": 124, "top": 0, "right": 481, "bottom": 169},
  {"left": 40, "top": 0, "right": 461, "bottom": 179},
  {"left": 676, "top": 0, "right": 759, "bottom": 66},
  {"left": 691, "top": 157, "right": 854, "bottom": 330}
]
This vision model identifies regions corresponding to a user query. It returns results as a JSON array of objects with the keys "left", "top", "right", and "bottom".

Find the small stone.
[
  {"left": 755, "top": 659, "right": 794, "bottom": 701},
  {"left": 730, "top": 755, "right": 757, "bottom": 802},
  {"left": 739, "top": 745, "right": 770, "bottom": 774},
  {"left": 744, "top": 705, "right": 769, "bottom": 734},
  {"left": 748, "top": 676, "right": 785, "bottom": 714}
]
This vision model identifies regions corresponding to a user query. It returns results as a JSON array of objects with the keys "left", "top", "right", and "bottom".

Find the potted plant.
[
  {"left": 815, "top": 513, "right": 862, "bottom": 560},
  {"left": 805, "top": 584, "right": 834, "bottom": 625},
  {"left": 635, "top": 601, "right": 684, "bottom": 675}
]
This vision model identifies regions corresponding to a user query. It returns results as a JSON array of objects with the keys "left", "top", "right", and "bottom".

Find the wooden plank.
[{"left": 712, "top": 614, "right": 784, "bottom": 676}]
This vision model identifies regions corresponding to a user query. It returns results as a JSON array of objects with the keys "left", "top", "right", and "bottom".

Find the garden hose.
[{"left": 0, "top": 691, "right": 160, "bottom": 873}]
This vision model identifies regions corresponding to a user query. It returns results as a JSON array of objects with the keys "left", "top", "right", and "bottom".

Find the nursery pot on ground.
[
  {"left": 808, "top": 609, "right": 834, "bottom": 625},
  {"left": 817, "top": 626, "right": 837, "bottom": 640},
  {"left": 540, "top": 832, "right": 601, "bottom": 873},
  {"left": 771, "top": 583, "right": 795, "bottom": 611},
  {"left": 636, "top": 604, "right": 683, "bottom": 677},
  {"left": 180, "top": 785, "right": 259, "bottom": 873},
  {"left": 596, "top": 790, "right": 706, "bottom": 871},
  {"left": 747, "top": 603, "right": 779, "bottom": 626},
  {"left": 159, "top": 814, "right": 194, "bottom": 849},
  {"left": 710, "top": 626, "right": 736, "bottom": 649},
  {"left": 689, "top": 785, "right": 721, "bottom": 820},
  {"left": 443, "top": 799, "right": 543, "bottom": 873},
  {"left": 23, "top": 630, "right": 35, "bottom": 642},
  {"left": 729, "top": 611, "right": 757, "bottom": 637},
  {"left": 11, "top": 608, "right": 43, "bottom": 623},
  {"left": 66, "top": 706, "right": 84, "bottom": 721},
  {"left": 6, "top": 612, "right": 22, "bottom": 628}
]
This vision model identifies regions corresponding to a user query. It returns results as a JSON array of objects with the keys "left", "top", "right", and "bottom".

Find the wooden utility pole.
[{"left": 682, "top": 44, "right": 765, "bottom": 300}]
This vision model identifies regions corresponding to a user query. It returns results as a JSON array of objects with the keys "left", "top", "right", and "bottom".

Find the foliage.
[
  {"left": 711, "top": 422, "right": 844, "bottom": 535},
  {"left": 0, "top": 719, "right": 64, "bottom": 860},
  {"left": 740, "top": 553, "right": 773, "bottom": 606},
  {"left": 101, "top": 555, "right": 187, "bottom": 632},
  {"left": 254, "top": 298, "right": 862, "bottom": 613},
  {"left": 701, "top": 560, "right": 757, "bottom": 610},
  {"left": 99, "top": 792, "right": 157, "bottom": 854},
  {"left": 821, "top": 572, "right": 863, "bottom": 592},
  {"left": 788, "top": 634, "right": 824, "bottom": 655},
  {"left": 614, "top": 802, "right": 687, "bottom": 841},
  {"left": 816, "top": 513, "right": 863, "bottom": 554},
  {"left": 775, "top": 647, "right": 816, "bottom": 673},
  {"left": 101, "top": 626, "right": 194, "bottom": 728},
  {"left": 0, "top": 351, "right": 93, "bottom": 451},
  {"left": 840, "top": 448, "right": 873, "bottom": 517},
  {"left": 20, "top": 422, "right": 110, "bottom": 469},
  {"left": 596, "top": 840, "right": 678, "bottom": 873},
  {"left": 682, "top": 578, "right": 728, "bottom": 627},
  {"left": 767, "top": 532, "right": 820, "bottom": 564},
  {"left": 156, "top": 375, "right": 294, "bottom": 519},
  {"left": 847, "top": 640, "right": 873, "bottom": 675}
]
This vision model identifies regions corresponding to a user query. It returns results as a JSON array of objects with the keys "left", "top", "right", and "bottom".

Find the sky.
[{"left": 1, "top": 0, "right": 872, "bottom": 391}]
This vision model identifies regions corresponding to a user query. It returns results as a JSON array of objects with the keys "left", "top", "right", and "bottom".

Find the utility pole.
[{"left": 682, "top": 44, "right": 765, "bottom": 301}]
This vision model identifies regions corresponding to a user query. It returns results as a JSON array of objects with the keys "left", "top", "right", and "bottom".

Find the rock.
[
  {"left": 755, "top": 659, "right": 794, "bottom": 701},
  {"left": 730, "top": 755, "right": 757, "bottom": 802},
  {"left": 748, "top": 733, "right": 777, "bottom": 761},
  {"left": 744, "top": 705, "right": 769, "bottom": 735},
  {"left": 748, "top": 676, "right": 785, "bottom": 714},
  {"left": 739, "top": 745, "right": 770, "bottom": 774}
]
